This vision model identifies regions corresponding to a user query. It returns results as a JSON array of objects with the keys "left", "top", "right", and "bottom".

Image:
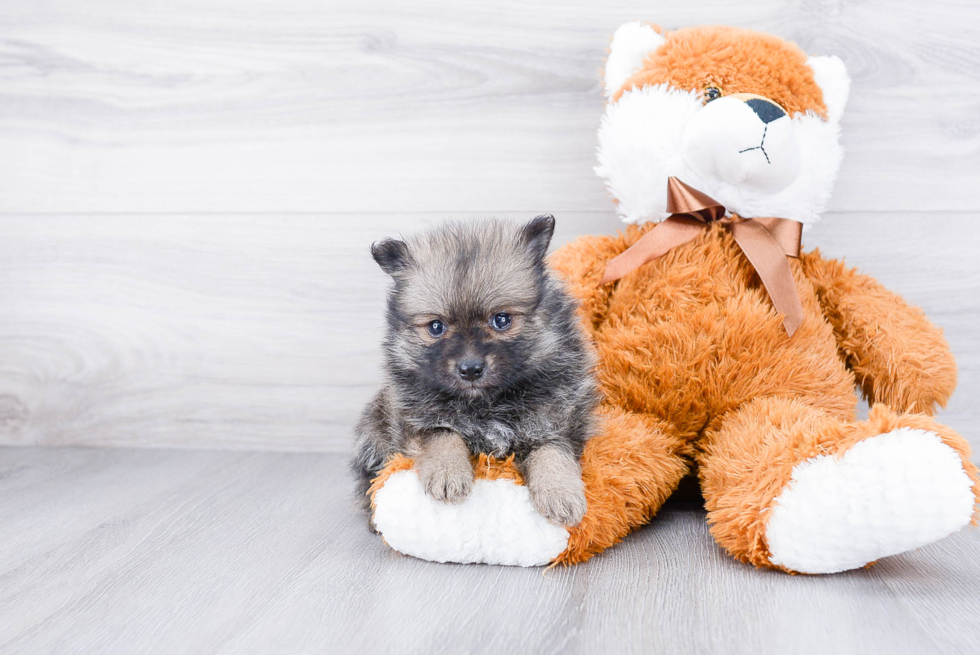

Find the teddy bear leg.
[
  {"left": 697, "top": 397, "right": 979, "bottom": 574},
  {"left": 555, "top": 403, "right": 693, "bottom": 564}
]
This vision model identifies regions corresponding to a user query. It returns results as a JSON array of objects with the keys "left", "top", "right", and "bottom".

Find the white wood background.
[{"left": 1, "top": 0, "right": 978, "bottom": 453}]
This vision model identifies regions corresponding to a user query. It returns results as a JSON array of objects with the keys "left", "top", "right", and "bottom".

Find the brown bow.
[{"left": 600, "top": 177, "right": 805, "bottom": 336}]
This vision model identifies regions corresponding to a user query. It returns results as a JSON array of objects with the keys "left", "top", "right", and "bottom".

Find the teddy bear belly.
[{"left": 594, "top": 267, "right": 856, "bottom": 435}]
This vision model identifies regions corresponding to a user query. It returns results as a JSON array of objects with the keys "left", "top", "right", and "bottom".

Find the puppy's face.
[{"left": 372, "top": 216, "right": 556, "bottom": 398}]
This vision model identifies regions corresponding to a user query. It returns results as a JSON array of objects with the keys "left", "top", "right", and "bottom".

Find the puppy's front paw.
[
  {"left": 417, "top": 455, "right": 474, "bottom": 504},
  {"left": 529, "top": 479, "right": 587, "bottom": 527}
]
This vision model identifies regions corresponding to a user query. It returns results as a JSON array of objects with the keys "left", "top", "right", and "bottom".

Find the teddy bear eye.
[{"left": 703, "top": 86, "right": 722, "bottom": 103}]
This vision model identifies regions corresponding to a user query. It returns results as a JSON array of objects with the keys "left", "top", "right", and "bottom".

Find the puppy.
[{"left": 350, "top": 215, "right": 598, "bottom": 528}]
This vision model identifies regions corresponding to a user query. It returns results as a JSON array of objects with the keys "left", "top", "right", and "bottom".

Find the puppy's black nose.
[
  {"left": 745, "top": 98, "right": 786, "bottom": 124},
  {"left": 457, "top": 360, "right": 485, "bottom": 381}
]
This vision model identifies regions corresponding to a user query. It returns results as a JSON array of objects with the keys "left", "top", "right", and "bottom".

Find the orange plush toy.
[{"left": 369, "top": 24, "right": 979, "bottom": 573}]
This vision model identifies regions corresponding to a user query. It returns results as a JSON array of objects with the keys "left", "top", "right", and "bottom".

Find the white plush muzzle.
[
  {"left": 596, "top": 85, "right": 844, "bottom": 226},
  {"left": 682, "top": 96, "right": 801, "bottom": 194}
]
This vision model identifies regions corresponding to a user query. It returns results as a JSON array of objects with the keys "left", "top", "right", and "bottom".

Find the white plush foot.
[
  {"left": 372, "top": 470, "right": 569, "bottom": 567},
  {"left": 765, "top": 428, "right": 976, "bottom": 574}
]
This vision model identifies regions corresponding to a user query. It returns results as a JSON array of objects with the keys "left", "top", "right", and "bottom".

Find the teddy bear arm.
[
  {"left": 799, "top": 249, "right": 957, "bottom": 415},
  {"left": 548, "top": 232, "right": 631, "bottom": 331}
]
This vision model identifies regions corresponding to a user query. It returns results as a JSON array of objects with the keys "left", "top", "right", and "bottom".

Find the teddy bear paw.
[
  {"left": 764, "top": 428, "right": 976, "bottom": 574},
  {"left": 372, "top": 471, "right": 570, "bottom": 566}
]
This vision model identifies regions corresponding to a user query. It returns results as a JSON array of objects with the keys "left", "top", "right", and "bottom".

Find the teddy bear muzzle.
[{"left": 681, "top": 94, "right": 802, "bottom": 194}]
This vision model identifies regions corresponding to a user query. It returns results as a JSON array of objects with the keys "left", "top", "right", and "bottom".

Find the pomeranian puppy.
[{"left": 351, "top": 215, "right": 598, "bottom": 527}]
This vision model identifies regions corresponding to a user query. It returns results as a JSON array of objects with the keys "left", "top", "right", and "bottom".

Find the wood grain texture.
[
  {"left": 0, "top": 212, "right": 607, "bottom": 450},
  {"left": 0, "top": 447, "right": 978, "bottom": 654},
  {"left": 0, "top": 212, "right": 977, "bottom": 453},
  {"left": 1, "top": 3, "right": 978, "bottom": 651},
  {"left": 1, "top": 0, "right": 980, "bottom": 213}
]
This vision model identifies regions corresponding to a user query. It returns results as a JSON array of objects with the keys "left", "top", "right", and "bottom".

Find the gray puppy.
[{"left": 351, "top": 215, "right": 598, "bottom": 527}]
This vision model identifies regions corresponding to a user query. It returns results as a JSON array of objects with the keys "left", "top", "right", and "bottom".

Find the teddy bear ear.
[
  {"left": 604, "top": 22, "right": 666, "bottom": 99},
  {"left": 807, "top": 55, "right": 851, "bottom": 124}
]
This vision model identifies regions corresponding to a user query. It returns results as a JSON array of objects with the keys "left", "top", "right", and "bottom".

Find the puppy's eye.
[
  {"left": 490, "top": 312, "right": 512, "bottom": 331},
  {"left": 427, "top": 320, "right": 446, "bottom": 337},
  {"left": 703, "top": 86, "right": 722, "bottom": 104}
]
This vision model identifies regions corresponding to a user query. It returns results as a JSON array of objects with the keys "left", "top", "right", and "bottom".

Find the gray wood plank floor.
[{"left": 1, "top": 446, "right": 978, "bottom": 655}]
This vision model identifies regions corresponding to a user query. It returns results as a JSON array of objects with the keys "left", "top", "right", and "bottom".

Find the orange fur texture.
[
  {"left": 613, "top": 24, "right": 828, "bottom": 118},
  {"left": 368, "top": 453, "right": 524, "bottom": 511},
  {"left": 370, "top": 25, "right": 978, "bottom": 570},
  {"left": 546, "top": 222, "right": 977, "bottom": 568}
]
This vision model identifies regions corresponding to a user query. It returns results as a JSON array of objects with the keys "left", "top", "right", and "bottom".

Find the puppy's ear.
[
  {"left": 521, "top": 214, "right": 556, "bottom": 262},
  {"left": 371, "top": 238, "right": 411, "bottom": 276}
]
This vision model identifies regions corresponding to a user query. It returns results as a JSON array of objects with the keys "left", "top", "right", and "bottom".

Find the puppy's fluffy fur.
[{"left": 351, "top": 216, "right": 598, "bottom": 526}]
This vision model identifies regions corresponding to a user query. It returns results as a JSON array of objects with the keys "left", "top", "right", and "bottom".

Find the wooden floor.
[
  {"left": 0, "top": 447, "right": 978, "bottom": 655},
  {"left": 2, "top": 0, "right": 980, "bottom": 652}
]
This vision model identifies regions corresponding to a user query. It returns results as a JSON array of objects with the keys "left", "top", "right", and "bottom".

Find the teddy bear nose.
[{"left": 745, "top": 98, "right": 786, "bottom": 124}]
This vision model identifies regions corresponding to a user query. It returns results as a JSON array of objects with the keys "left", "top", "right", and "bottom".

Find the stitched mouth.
[{"left": 738, "top": 124, "right": 771, "bottom": 164}]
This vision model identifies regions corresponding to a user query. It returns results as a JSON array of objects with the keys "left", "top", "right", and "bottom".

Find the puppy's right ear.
[{"left": 371, "top": 238, "right": 411, "bottom": 276}]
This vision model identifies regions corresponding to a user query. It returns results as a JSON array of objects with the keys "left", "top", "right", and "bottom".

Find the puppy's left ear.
[
  {"left": 371, "top": 238, "right": 411, "bottom": 276},
  {"left": 521, "top": 214, "right": 556, "bottom": 262}
]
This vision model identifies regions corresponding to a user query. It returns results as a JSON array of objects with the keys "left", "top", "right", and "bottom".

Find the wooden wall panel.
[
  {"left": 0, "top": 0, "right": 977, "bottom": 451},
  {"left": 1, "top": 0, "right": 979, "bottom": 213},
  {"left": 0, "top": 213, "right": 976, "bottom": 452}
]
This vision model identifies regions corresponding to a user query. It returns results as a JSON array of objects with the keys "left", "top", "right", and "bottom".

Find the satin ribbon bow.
[{"left": 600, "top": 176, "right": 805, "bottom": 336}]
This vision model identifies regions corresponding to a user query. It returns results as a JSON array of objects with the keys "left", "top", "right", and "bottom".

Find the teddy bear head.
[{"left": 596, "top": 24, "right": 850, "bottom": 226}]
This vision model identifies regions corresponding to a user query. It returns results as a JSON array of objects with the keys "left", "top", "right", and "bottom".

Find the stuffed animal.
[{"left": 367, "top": 23, "right": 979, "bottom": 573}]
